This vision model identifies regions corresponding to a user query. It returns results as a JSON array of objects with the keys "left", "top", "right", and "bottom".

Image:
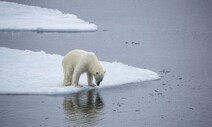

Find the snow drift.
[{"left": 0, "top": 47, "right": 160, "bottom": 95}]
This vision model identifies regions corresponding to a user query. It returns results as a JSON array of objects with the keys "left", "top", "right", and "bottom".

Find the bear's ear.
[{"left": 96, "top": 72, "right": 99, "bottom": 75}]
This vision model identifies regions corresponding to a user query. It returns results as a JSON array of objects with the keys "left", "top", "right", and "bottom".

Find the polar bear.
[{"left": 62, "top": 49, "right": 105, "bottom": 87}]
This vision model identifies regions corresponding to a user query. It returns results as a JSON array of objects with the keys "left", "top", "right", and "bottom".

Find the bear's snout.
[{"left": 96, "top": 81, "right": 101, "bottom": 86}]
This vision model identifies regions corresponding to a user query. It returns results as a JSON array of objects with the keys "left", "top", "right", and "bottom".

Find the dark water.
[
  {"left": 0, "top": 0, "right": 212, "bottom": 127},
  {"left": 63, "top": 90, "right": 105, "bottom": 127}
]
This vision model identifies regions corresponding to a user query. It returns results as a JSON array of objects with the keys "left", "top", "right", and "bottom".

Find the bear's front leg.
[{"left": 87, "top": 72, "right": 96, "bottom": 87}]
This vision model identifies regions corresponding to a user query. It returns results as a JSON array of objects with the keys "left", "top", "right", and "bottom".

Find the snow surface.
[
  {"left": 0, "top": 1, "right": 97, "bottom": 32},
  {"left": 0, "top": 47, "right": 159, "bottom": 95}
]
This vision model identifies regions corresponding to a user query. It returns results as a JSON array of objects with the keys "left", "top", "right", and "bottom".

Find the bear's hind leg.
[
  {"left": 72, "top": 69, "right": 83, "bottom": 87},
  {"left": 63, "top": 70, "right": 73, "bottom": 86}
]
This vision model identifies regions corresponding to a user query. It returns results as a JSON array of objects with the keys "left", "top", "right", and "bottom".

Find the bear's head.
[{"left": 94, "top": 71, "right": 105, "bottom": 86}]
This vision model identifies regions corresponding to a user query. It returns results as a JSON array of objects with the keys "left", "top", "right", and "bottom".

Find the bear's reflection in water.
[{"left": 63, "top": 90, "right": 104, "bottom": 127}]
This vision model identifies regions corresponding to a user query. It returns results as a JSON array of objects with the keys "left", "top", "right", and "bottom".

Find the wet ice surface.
[{"left": 1, "top": 0, "right": 212, "bottom": 127}]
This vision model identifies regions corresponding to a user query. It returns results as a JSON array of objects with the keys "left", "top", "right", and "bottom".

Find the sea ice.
[
  {"left": 0, "top": 1, "right": 97, "bottom": 32},
  {"left": 0, "top": 47, "right": 160, "bottom": 95}
]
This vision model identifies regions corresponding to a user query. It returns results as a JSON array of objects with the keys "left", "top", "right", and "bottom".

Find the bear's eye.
[{"left": 96, "top": 72, "right": 99, "bottom": 75}]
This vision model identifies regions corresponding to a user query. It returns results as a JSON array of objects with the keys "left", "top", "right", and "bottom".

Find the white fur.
[{"left": 62, "top": 49, "right": 105, "bottom": 87}]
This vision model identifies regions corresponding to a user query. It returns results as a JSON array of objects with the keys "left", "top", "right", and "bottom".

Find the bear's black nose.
[{"left": 96, "top": 81, "right": 100, "bottom": 86}]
